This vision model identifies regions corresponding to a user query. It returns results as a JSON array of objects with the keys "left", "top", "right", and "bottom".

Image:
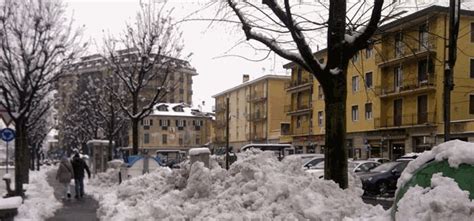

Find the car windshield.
[
  {"left": 371, "top": 162, "right": 400, "bottom": 173},
  {"left": 304, "top": 158, "right": 324, "bottom": 167}
]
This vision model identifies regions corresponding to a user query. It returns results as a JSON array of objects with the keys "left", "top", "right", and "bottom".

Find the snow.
[
  {"left": 188, "top": 147, "right": 210, "bottom": 156},
  {"left": 330, "top": 67, "right": 341, "bottom": 75},
  {"left": 0, "top": 196, "right": 22, "bottom": 209},
  {"left": 3, "top": 173, "right": 11, "bottom": 180},
  {"left": 395, "top": 173, "right": 474, "bottom": 221},
  {"left": 397, "top": 140, "right": 474, "bottom": 191},
  {"left": 15, "top": 166, "right": 62, "bottom": 221},
  {"left": 89, "top": 151, "right": 385, "bottom": 220}
]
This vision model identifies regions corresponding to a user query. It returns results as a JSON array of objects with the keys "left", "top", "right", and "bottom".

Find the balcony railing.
[
  {"left": 284, "top": 104, "right": 312, "bottom": 114},
  {"left": 377, "top": 75, "right": 436, "bottom": 98},
  {"left": 285, "top": 78, "right": 312, "bottom": 91},
  {"left": 374, "top": 112, "right": 435, "bottom": 128},
  {"left": 291, "top": 126, "right": 312, "bottom": 136},
  {"left": 375, "top": 36, "right": 437, "bottom": 67},
  {"left": 247, "top": 112, "right": 267, "bottom": 121},
  {"left": 246, "top": 93, "right": 267, "bottom": 103}
]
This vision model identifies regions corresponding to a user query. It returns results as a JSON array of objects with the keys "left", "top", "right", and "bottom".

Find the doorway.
[{"left": 391, "top": 143, "right": 405, "bottom": 160}]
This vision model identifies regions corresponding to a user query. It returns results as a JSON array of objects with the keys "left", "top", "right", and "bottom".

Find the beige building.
[
  {"left": 133, "top": 103, "right": 213, "bottom": 152},
  {"left": 284, "top": 6, "right": 474, "bottom": 160},
  {"left": 213, "top": 75, "right": 291, "bottom": 152},
  {"left": 55, "top": 51, "right": 197, "bottom": 148}
]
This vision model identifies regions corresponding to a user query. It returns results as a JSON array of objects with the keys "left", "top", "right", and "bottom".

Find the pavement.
[{"left": 46, "top": 170, "right": 99, "bottom": 221}]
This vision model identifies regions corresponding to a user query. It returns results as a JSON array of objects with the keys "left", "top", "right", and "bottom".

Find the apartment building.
[
  {"left": 55, "top": 51, "right": 197, "bottom": 148},
  {"left": 284, "top": 6, "right": 474, "bottom": 160},
  {"left": 213, "top": 75, "right": 291, "bottom": 152},
  {"left": 133, "top": 103, "right": 213, "bottom": 152}
]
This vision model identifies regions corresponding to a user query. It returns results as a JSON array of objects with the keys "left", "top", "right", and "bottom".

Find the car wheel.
[{"left": 378, "top": 181, "right": 389, "bottom": 196}]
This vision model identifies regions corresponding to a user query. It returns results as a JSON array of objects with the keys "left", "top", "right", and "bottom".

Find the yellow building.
[
  {"left": 213, "top": 75, "right": 291, "bottom": 152},
  {"left": 131, "top": 103, "right": 213, "bottom": 152},
  {"left": 284, "top": 6, "right": 474, "bottom": 160}
]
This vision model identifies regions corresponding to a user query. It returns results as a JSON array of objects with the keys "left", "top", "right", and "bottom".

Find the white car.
[{"left": 305, "top": 160, "right": 380, "bottom": 179}]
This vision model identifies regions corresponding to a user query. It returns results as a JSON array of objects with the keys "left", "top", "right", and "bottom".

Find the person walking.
[
  {"left": 71, "top": 153, "right": 91, "bottom": 199},
  {"left": 56, "top": 155, "right": 74, "bottom": 199}
]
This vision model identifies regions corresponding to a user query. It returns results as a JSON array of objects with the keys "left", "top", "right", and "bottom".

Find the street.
[{"left": 362, "top": 196, "right": 394, "bottom": 210}]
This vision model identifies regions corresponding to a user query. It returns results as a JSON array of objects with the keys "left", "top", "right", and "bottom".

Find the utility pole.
[
  {"left": 225, "top": 97, "right": 230, "bottom": 170},
  {"left": 444, "top": 0, "right": 460, "bottom": 141}
]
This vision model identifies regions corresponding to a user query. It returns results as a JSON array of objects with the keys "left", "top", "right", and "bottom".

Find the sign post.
[{"left": 0, "top": 128, "right": 16, "bottom": 174}]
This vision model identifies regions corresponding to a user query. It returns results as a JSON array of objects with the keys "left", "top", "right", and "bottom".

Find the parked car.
[
  {"left": 359, "top": 161, "right": 410, "bottom": 196},
  {"left": 348, "top": 160, "right": 381, "bottom": 174},
  {"left": 240, "top": 144, "right": 295, "bottom": 160},
  {"left": 367, "top": 158, "right": 391, "bottom": 164},
  {"left": 304, "top": 160, "right": 325, "bottom": 178},
  {"left": 396, "top": 152, "right": 422, "bottom": 161}
]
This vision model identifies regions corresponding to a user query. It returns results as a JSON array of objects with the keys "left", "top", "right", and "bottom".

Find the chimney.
[{"left": 243, "top": 74, "right": 250, "bottom": 83}]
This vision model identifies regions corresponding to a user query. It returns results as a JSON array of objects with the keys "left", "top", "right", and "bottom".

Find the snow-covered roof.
[
  {"left": 189, "top": 147, "right": 210, "bottom": 156},
  {"left": 150, "top": 103, "right": 213, "bottom": 118}
]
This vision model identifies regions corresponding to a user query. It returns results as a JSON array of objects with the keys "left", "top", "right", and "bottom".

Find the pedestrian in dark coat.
[
  {"left": 56, "top": 156, "right": 74, "bottom": 199},
  {"left": 71, "top": 153, "right": 91, "bottom": 198}
]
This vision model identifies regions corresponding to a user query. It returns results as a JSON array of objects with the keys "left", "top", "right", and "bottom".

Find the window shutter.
[
  {"left": 150, "top": 119, "right": 153, "bottom": 126},
  {"left": 159, "top": 119, "right": 162, "bottom": 126},
  {"left": 168, "top": 120, "right": 170, "bottom": 126},
  {"left": 192, "top": 120, "right": 195, "bottom": 126},
  {"left": 184, "top": 120, "right": 187, "bottom": 127},
  {"left": 471, "top": 59, "right": 474, "bottom": 78},
  {"left": 176, "top": 120, "right": 178, "bottom": 126},
  {"left": 140, "top": 119, "right": 143, "bottom": 125}
]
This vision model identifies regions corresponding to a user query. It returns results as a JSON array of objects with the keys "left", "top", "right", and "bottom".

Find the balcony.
[
  {"left": 375, "top": 37, "right": 437, "bottom": 68},
  {"left": 374, "top": 112, "right": 435, "bottom": 129},
  {"left": 291, "top": 125, "right": 312, "bottom": 136},
  {"left": 377, "top": 75, "right": 436, "bottom": 98},
  {"left": 285, "top": 104, "right": 312, "bottom": 115},
  {"left": 247, "top": 112, "right": 267, "bottom": 122},
  {"left": 285, "top": 78, "right": 313, "bottom": 92},
  {"left": 246, "top": 93, "right": 267, "bottom": 103}
]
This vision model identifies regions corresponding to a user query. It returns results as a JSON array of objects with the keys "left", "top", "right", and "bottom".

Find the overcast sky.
[{"left": 64, "top": 0, "right": 289, "bottom": 112}]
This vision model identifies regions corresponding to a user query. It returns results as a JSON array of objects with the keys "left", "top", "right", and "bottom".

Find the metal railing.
[
  {"left": 375, "top": 35, "right": 437, "bottom": 64},
  {"left": 374, "top": 112, "right": 435, "bottom": 128},
  {"left": 377, "top": 75, "right": 436, "bottom": 97},
  {"left": 285, "top": 78, "right": 312, "bottom": 90},
  {"left": 284, "top": 104, "right": 312, "bottom": 113}
]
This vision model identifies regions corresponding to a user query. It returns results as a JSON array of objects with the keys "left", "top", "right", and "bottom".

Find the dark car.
[{"left": 359, "top": 161, "right": 409, "bottom": 196}]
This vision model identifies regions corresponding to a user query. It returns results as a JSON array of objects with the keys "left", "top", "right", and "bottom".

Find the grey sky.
[{"left": 64, "top": 0, "right": 289, "bottom": 112}]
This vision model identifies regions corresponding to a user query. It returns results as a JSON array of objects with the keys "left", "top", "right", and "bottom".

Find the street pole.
[
  {"left": 6, "top": 141, "right": 9, "bottom": 174},
  {"left": 225, "top": 97, "right": 230, "bottom": 170},
  {"left": 444, "top": 0, "right": 460, "bottom": 141}
]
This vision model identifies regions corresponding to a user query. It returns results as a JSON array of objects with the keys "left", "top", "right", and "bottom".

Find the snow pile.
[
  {"left": 0, "top": 196, "right": 22, "bottom": 209},
  {"left": 88, "top": 168, "right": 121, "bottom": 190},
  {"left": 396, "top": 173, "right": 474, "bottom": 221},
  {"left": 188, "top": 147, "right": 210, "bottom": 156},
  {"left": 397, "top": 140, "right": 474, "bottom": 190},
  {"left": 91, "top": 151, "right": 385, "bottom": 220},
  {"left": 16, "top": 166, "right": 62, "bottom": 221}
]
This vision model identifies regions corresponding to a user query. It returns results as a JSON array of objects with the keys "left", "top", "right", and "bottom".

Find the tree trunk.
[
  {"left": 14, "top": 119, "right": 30, "bottom": 196},
  {"left": 323, "top": 75, "right": 348, "bottom": 189},
  {"left": 132, "top": 119, "right": 139, "bottom": 155}
]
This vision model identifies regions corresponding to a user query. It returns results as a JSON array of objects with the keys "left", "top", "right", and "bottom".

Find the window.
[
  {"left": 351, "top": 105, "right": 359, "bottom": 121},
  {"left": 470, "top": 59, "right": 474, "bottom": 78},
  {"left": 296, "top": 116, "right": 302, "bottom": 128},
  {"left": 318, "top": 111, "right": 324, "bottom": 127},
  {"left": 159, "top": 119, "right": 170, "bottom": 130},
  {"left": 395, "top": 32, "right": 403, "bottom": 57},
  {"left": 196, "top": 137, "right": 201, "bottom": 145},
  {"left": 176, "top": 119, "right": 186, "bottom": 130},
  {"left": 365, "top": 72, "right": 373, "bottom": 88},
  {"left": 418, "top": 59, "right": 434, "bottom": 83},
  {"left": 471, "top": 23, "right": 474, "bottom": 42},
  {"left": 352, "top": 76, "right": 359, "bottom": 92},
  {"left": 352, "top": 52, "right": 359, "bottom": 63},
  {"left": 162, "top": 134, "right": 167, "bottom": 144},
  {"left": 318, "top": 85, "right": 324, "bottom": 99},
  {"left": 179, "top": 88, "right": 184, "bottom": 94},
  {"left": 419, "top": 24, "right": 429, "bottom": 49},
  {"left": 366, "top": 44, "right": 373, "bottom": 58},
  {"left": 418, "top": 95, "right": 428, "bottom": 124},
  {"left": 365, "top": 103, "right": 373, "bottom": 120},
  {"left": 281, "top": 123, "right": 290, "bottom": 135},
  {"left": 470, "top": 95, "right": 474, "bottom": 115},
  {"left": 394, "top": 66, "right": 403, "bottom": 89},
  {"left": 144, "top": 133, "right": 150, "bottom": 144},
  {"left": 142, "top": 118, "right": 153, "bottom": 130},
  {"left": 318, "top": 58, "right": 325, "bottom": 64},
  {"left": 179, "top": 137, "right": 183, "bottom": 145}
]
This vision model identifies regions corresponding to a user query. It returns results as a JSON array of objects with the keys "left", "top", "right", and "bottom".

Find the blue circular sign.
[{"left": 0, "top": 128, "right": 15, "bottom": 142}]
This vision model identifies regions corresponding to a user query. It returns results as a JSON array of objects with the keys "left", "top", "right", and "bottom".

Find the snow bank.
[
  {"left": 0, "top": 196, "right": 22, "bottom": 209},
  {"left": 397, "top": 140, "right": 474, "bottom": 190},
  {"left": 16, "top": 166, "right": 62, "bottom": 221},
  {"left": 90, "top": 151, "right": 385, "bottom": 220},
  {"left": 396, "top": 173, "right": 474, "bottom": 221}
]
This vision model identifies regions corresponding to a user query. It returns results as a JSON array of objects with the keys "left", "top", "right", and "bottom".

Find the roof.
[
  {"left": 150, "top": 103, "right": 213, "bottom": 118},
  {"left": 282, "top": 5, "right": 474, "bottom": 69},
  {"left": 212, "top": 74, "right": 290, "bottom": 98}
]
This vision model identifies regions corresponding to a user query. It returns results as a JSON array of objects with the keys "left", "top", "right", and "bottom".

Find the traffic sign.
[{"left": 0, "top": 128, "right": 15, "bottom": 142}]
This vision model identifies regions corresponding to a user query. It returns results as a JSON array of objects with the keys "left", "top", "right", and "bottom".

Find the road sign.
[{"left": 0, "top": 128, "right": 15, "bottom": 142}]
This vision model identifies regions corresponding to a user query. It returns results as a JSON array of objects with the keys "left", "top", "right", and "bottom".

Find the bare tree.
[
  {"left": 0, "top": 0, "right": 83, "bottom": 195},
  {"left": 102, "top": 1, "right": 184, "bottom": 155},
  {"left": 222, "top": 0, "right": 391, "bottom": 188}
]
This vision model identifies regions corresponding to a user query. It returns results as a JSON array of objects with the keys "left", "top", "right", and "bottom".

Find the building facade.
[
  {"left": 132, "top": 103, "right": 213, "bottom": 152},
  {"left": 285, "top": 6, "right": 474, "bottom": 160},
  {"left": 55, "top": 51, "right": 197, "bottom": 148},
  {"left": 213, "top": 75, "right": 291, "bottom": 152}
]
